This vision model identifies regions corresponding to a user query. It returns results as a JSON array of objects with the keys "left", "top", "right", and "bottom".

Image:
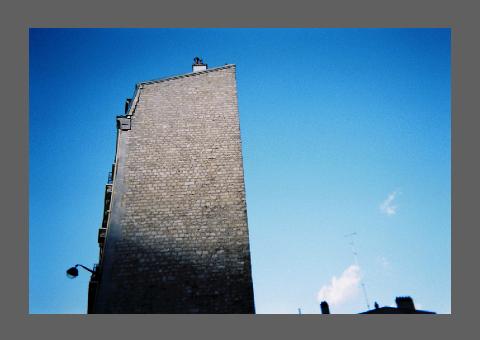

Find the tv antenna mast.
[{"left": 344, "top": 232, "right": 371, "bottom": 310}]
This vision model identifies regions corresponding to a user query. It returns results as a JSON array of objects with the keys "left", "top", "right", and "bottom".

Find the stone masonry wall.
[{"left": 93, "top": 65, "right": 255, "bottom": 313}]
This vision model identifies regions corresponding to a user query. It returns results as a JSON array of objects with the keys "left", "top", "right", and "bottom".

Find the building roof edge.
[{"left": 138, "top": 64, "right": 236, "bottom": 86}]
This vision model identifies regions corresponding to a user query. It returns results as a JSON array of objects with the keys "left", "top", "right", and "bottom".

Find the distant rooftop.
[{"left": 320, "top": 296, "right": 436, "bottom": 314}]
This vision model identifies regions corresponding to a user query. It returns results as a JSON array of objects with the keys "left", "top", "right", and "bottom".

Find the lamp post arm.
[{"left": 76, "top": 264, "right": 95, "bottom": 274}]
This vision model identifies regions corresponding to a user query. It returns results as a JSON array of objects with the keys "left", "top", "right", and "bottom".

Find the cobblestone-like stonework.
[{"left": 93, "top": 65, "right": 255, "bottom": 313}]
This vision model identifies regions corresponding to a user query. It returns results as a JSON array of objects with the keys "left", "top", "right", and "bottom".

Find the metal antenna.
[{"left": 344, "top": 232, "right": 371, "bottom": 310}]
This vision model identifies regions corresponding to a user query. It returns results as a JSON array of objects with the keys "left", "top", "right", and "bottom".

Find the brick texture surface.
[{"left": 93, "top": 65, "right": 255, "bottom": 313}]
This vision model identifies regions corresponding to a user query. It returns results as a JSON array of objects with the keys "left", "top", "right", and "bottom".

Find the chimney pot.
[
  {"left": 192, "top": 57, "right": 207, "bottom": 72},
  {"left": 395, "top": 296, "right": 415, "bottom": 311},
  {"left": 320, "top": 301, "right": 330, "bottom": 314}
]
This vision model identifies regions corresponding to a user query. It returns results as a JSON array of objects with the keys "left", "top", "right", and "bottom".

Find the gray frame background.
[{"left": 3, "top": 0, "right": 476, "bottom": 338}]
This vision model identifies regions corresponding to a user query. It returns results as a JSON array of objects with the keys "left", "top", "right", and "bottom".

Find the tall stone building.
[{"left": 88, "top": 59, "right": 255, "bottom": 313}]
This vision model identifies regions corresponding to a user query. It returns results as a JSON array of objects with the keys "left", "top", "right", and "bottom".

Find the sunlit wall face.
[{"left": 93, "top": 65, "right": 255, "bottom": 313}]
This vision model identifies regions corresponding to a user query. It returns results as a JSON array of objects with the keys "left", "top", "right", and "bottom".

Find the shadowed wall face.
[{"left": 93, "top": 65, "right": 255, "bottom": 313}]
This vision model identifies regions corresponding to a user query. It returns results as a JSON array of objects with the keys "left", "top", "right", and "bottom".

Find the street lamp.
[{"left": 66, "top": 264, "right": 95, "bottom": 279}]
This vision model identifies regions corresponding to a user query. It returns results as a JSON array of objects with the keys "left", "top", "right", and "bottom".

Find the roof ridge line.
[{"left": 138, "top": 64, "right": 236, "bottom": 86}]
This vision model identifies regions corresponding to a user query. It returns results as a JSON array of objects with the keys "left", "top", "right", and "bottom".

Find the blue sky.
[{"left": 29, "top": 28, "right": 451, "bottom": 314}]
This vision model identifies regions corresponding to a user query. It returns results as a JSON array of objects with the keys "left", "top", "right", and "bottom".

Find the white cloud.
[
  {"left": 380, "top": 190, "right": 401, "bottom": 216},
  {"left": 317, "top": 264, "right": 361, "bottom": 305}
]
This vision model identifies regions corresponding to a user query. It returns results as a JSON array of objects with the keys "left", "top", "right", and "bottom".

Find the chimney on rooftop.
[
  {"left": 395, "top": 296, "right": 416, "bottom": 311},
  {"left": 320, "top": 301, "right": 330, "bottom": 314},
  {"left": 192, "top": 57, "right": 207, "bottom": 72}
]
